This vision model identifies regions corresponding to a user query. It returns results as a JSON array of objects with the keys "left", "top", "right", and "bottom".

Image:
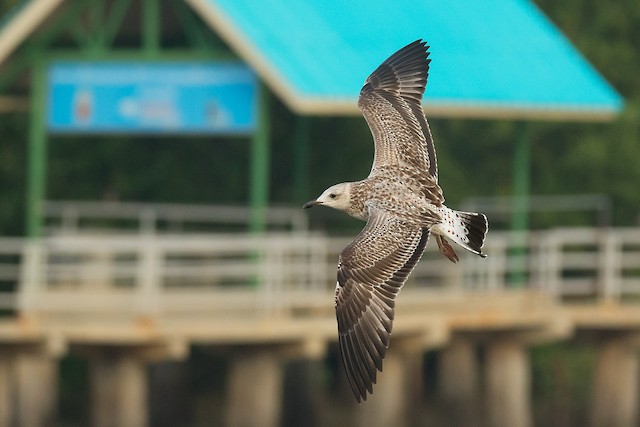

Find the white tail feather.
[{"left": 432, "top": 207, "right": 488, "bottom": 257}]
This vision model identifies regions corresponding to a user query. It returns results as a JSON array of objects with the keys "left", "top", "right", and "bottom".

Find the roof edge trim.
[
  {"left": 293, "top": 98, "right": 622, "bottom": 122},
  {"left": 0, "top": 0, "right": 64, "bottom": 66}
]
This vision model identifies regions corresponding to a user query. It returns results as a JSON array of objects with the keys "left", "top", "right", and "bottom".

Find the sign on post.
[{"left": 47, "top": 61, "right": 257, "bottom": 135}]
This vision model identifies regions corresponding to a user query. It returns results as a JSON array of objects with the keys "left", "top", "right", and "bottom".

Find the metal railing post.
[
  {"left": 18, "top": 240, "right": 45, "bottom": 314},
  {"left": 600, "top": 231, "right": 619, "bottom": 302},
  {"left": 137, "top": 236, "right": 161, "bottom": 316}
]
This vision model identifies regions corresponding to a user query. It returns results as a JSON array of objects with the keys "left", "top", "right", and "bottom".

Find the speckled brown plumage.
[{"left": 303, "top": 39, "right": 488, "bottom": 402}]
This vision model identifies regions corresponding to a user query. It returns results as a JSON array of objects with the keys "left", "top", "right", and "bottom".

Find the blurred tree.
[
  {"left": 0, "top": 0, "right": 27, "bottom": 230},
  {"left": 527, "top": 0, "right": 640, "bottom": 225},
  {"left": 47, "top": 135, "right": 251, "bottom": 204},
  {"left": 0, "top": 0, "right": 21, "bottom": 15},
  {"left": 0, "top": 113, "right": 26, "bottom": 235}
]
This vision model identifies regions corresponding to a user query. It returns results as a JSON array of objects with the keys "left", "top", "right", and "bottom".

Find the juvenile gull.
[{"left": 303, "top": 39, "right": 488, "bottom": 402}]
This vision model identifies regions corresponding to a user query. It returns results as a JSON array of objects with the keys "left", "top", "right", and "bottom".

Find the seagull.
[{"left": 303, "top": 39, "right": 488, "bottom": 402}]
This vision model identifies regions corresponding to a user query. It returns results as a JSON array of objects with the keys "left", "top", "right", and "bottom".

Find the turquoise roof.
[{"left": 194, "top": 0, "right": 623, "bottom": 120}]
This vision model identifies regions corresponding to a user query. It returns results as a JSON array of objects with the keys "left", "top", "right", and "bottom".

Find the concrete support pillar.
[
  {"left": 0, "top": 356, "right": 13, "bottom": 427},
  {"left": 225, "top": 351, "right": 283, "bottom": 427},
  {"left": 440, "top": 337, "right": 480, "bottom": 427},
  {"left": 485, "top": 340, "right": 531, "bottom": 427},
  {"left": 15, "top": 354, "right": 58, "bottom": 427},
  {"left": 356, "top": 346, "right": 422, "bottom": 427},
  {"left": 0, "top": 352, "right": 59, "bottom": 427},
  {"left": 590, "top": 337, "right": 638, "bottom": 427},
  {"left": 90, "top": 353, "right": 148, "bottom": 427}
]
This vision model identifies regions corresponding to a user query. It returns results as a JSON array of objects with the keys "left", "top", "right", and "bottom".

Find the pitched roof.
[
  {"left": 187, "top": 0, "right": 623, "bottom": 120},
  {"left": 1, "top": 0, "right": 624, "bottom": 120}
]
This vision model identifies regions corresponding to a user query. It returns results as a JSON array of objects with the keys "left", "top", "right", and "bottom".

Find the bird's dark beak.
[{"left": 302, "top": 200, "right": 319, "bottom": 209}]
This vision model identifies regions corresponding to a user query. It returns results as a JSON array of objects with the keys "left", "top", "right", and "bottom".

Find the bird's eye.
[{"left": 329, "top": 193, "right": 337, "bottom": 199}]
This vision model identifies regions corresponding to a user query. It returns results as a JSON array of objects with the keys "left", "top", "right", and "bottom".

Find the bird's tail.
[{"left": 433, "top": 208, "right": 488, "bottom": 257}]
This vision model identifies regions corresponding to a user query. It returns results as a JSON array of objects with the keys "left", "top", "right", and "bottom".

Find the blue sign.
[{"left": 47, "top": 61, "right": 257, "bottom": 134}]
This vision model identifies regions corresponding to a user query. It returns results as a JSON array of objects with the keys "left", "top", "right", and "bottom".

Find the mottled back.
[{"left": 358, "top": 40, "right": 443, "bottom": 204}]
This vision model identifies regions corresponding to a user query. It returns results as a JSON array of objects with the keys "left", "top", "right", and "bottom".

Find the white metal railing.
[
  {"left": 1, "top": 227, "right": 639, "bottom": 317},
  {"left": 15, "top": 233, "right": 333, "bottom": 318},
  {"left": 0, "top": 237, "right": 24, "bottom": 310},
  {"left": 42, "top": 200, "right": 309, "bottom": 234}
]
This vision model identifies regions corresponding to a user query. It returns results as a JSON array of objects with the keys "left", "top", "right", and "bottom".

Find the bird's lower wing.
[{"left": 335, "top": 208, "right": 430, "bottom": 402}]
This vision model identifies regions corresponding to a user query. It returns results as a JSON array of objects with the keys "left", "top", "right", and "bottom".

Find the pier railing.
[{"left": 1, "top": 227, "right": 640, "bottom": 317}]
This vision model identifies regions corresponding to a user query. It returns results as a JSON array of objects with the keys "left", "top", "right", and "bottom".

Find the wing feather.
[
  {"left": 335, "top": 207, "right": 430, "bottom": 402},
  {"left": 358, "top": 39, "right": 443, "bottom": 204}
]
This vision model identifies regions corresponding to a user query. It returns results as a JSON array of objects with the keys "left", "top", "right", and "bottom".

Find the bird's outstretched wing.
[
  {"left": 358, "top": 39, "right": 442, "bottom": 204},
  {"left": 335, "top": 206, "right": 430, "bottom": 402}
]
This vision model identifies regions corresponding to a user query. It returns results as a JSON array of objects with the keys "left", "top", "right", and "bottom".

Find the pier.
[{"left": 1, "top": 225, "right": 640, "bottom": 426}]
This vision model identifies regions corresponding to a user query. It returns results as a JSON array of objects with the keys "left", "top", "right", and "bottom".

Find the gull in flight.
[{"left": 303, "top": 39, "right": 488, "bottom": 402}]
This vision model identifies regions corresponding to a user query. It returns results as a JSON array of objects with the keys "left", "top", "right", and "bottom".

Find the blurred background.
[{"left": 0, "top": 0, "right": 638, "bottom": 426}]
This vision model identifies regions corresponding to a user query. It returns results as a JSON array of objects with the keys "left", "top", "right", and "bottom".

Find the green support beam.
[
  {"left": 32, "top": 0, "right": 87, "bottom": 49},
  {"left": 1, "top": 0, "right": 87, "bottom": 92},
  {"left": 170, "top": 0, "right": 215, "bottom": 52},
  {"left": 101, "top": 0, "right": 134, "bottom": 48},
  {"left": 509, "top": 122, "right": 532, "bottom": 286},
  {"left": 26, "top": 61, "right": 47, "bottom": 238},
  {"left": 510, "top": 122, "right": 532, "bottom": 233},
  {"left": 142, "top": 0, "right": 161, "bottom": 57},
  {"left": 249, "top": 85, "right": 271, "bottom": 233}
]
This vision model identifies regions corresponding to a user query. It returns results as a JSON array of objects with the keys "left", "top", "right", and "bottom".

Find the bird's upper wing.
[
  {"left": 358, "top": 40, "right": 442, "bottom": 203},
  {"left": 335, "top": 206, "right": 430, "bottom": 402}
]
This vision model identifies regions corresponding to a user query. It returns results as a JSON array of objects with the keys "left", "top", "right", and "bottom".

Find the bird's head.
[{"left": 302, "top": 183, "right": 352, "bottom": 212}]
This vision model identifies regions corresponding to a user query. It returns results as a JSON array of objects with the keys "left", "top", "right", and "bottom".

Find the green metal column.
[
  {"left": 249, "top": 85, "right": 271, "bottom": 233},
  {"left": 509, "top": 122, "right": 531, "bottom": 233},
  {"left": 142, "top": 0, "right": 160, "bottom": 56},
  {"left": 509, "top": 122, "right": 532, "bottom": 285},
  {"left": 26, "top": 61, "right": 47, "bottom": 238},
  {"left": 293, "top": 115, "right": 311, "bottom": 204}
]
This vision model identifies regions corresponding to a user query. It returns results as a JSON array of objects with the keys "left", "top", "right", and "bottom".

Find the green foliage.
[
  {"left": 47, "top": 135, "right": 250, "bottom": 204},
  {"left": 429, "top": 119, "right": 522, "bottom": 204},
  {"left": 529, "top": 0, "right": 640, "bottom": 225},
  {"left": 0, "top": 0, "right": 25, "bottom": 21},
  {"left": 534, "top": 0, "right": 640, "bottom": 99},
  {"left": 0, "top": 113, "right": 26, "bottom": 235}
]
